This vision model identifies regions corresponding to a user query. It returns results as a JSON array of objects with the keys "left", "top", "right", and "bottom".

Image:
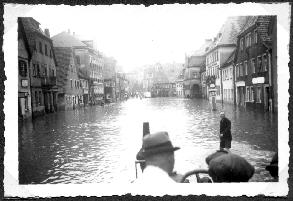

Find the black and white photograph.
[{"left": 3, "top": 2, "right": 290, "bottom": 198}]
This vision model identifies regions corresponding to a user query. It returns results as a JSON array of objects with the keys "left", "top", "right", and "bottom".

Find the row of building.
[
  {"left": 18, "top": 17, "right": 129, "bottom": 120},
  {"left": 141, "top": 62, "right": 183, "bottom": 98},
  {"left": 175, "top": 15, "right": 277, "bottom": 112}
]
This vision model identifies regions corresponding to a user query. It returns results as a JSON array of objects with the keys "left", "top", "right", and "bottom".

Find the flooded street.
[{"left": 19, "top": 97, "right": 278, "bottom": 184}]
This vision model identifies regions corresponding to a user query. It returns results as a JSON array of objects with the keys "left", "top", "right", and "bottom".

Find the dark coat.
[{"left": 220, "top": 117, "right": 232, "bottom": 140}]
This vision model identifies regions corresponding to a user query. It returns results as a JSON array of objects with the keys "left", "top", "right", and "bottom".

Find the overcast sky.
[{"left": 5, "top": 3, "right": 288, "bottom": 72}]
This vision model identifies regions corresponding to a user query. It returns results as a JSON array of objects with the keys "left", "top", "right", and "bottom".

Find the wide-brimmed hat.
[{"left": 140, "top": 131, "right": 180, "bottom": 158}]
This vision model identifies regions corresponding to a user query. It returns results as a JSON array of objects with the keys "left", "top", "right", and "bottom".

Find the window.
[
  {"left": 256, "top": 86, "right": 261, "bottom": 103},
  {"left": 70, "top": 79, "right": 73, "bottom": 88},
  {"left": 250, "top": 86, "right": 254, "bottom": 102},
  {"left": 230, "top": 67, "right": 233, "bottom": 79},
  {"left": 239, "top": 63, "right": 243, "bottom": 76},
  {"left": 36, "top": 64, "right": 40, "bottom": 76},
  {"left": 254, "top": 29, "right": 258, "bottom": 44},
  {"left": 257, "top": 56, "right": 262, "bottom": 72},
  {"left": 39, "top": 41, "right": 43, "bottom": 54},
  {"left": 49, "top": 49, "right": 52, "bottom": 58},
  {"left": 240, "top": 38, "right": 244, "bottom": 51},
  {"left": 18, "top": 60, "right": 27, "bottom": 77},
  {"left": 245, "top": 33, "right": 251, "bottom": 47},
  {"left": 76, "top": 56, "right": 80, "bottom": 65},
  {"left": 244, "top": 61, "right": 248, "bottom": 75},
  {"left": 251, "top": 58, "right": 255, "bottom": 73},
  {"left": 263, "top": 54, "right": 268, "bottom": 71},
  {"left": 45, "top": 44, "right": 48, "bottom": 56},
  {"left": 32, "top": 64, "right": 36, "bottom": 76}
]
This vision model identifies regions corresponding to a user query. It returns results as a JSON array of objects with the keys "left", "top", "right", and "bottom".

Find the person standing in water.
[{"left": 219, "top": 111, "right": 232, "bottom": 151}]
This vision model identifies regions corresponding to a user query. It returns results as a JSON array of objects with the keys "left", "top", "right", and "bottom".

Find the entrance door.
[{"left": 264, "top": 86, "right": 270, "bottom": 111}]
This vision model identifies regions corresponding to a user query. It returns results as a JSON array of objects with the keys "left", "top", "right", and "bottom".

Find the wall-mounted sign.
[
  {"left": 21, "top": 79, "right": 28, "bottom": 87},
  {"left": 252, "top": 77, "right": 265, "bottom": 84},
  {"left": 235, "top": 81, "right": 245, "bottom": 87},
  {"left": 210, "top": 84, "right": 215, "bottom": 88}
]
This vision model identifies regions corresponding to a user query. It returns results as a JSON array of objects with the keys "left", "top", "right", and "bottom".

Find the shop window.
[
  {"left": 246, "top": 86, "right": 250, "bottom": 102},
  {"left": 25, "top": 96, "right": 29, "bottom": 110},
  {"left": 18, "top": 60, "right": 27, "bottom": 77},
  {"left": 256, "top": 86, "right": 261, "bottom": 103},
  {"left": 250, "top": 86, "right": 254, "bottom": 102}
]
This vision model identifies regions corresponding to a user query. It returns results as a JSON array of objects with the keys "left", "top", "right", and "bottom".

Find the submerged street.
[{"left": 19, "top": 97, "right": 278, "bottom": 184}]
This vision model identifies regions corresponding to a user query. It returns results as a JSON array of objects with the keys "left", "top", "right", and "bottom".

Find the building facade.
[
  {"left": 220, "top": 51, "right": 235, "bottom": 104},
  {"left": 20, "top": 17, "right": 58, "bottom": 117},
  {"left": 205, "top": 16, "right": 250, "bottom": 103},
  {"left": 53, "top": 47, "right": 83, "bottom": 110},
  {"left": 234, "top": 16, "right": 276, "bottom": 112},
  {"left": 18, "top": 18, "right": 32, "bottom": 120}
]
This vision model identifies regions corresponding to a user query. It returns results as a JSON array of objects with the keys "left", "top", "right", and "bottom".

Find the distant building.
[
  {"left": 18, "top": 18, "right": 32, "bottom": 120},
  {"left": 52, "top": 31, "right": 87, "bottom": 109},
  {"left": 20, "top": 17, "right": 58, "bottom": 117},
  {"left": 53, "top": 47, "right": 83, "bottom": 110},
  {"left": 175, "top": 70, "right": 184, "bottom": 97},
  {"left": 184, "top": 40, "right": 212, "bottom": 99},
  {"left": 52, "top": 31, "right": 104, "bottom": 105},
  {"left": 205, "top": 16, "right": 250, "bottom": 102},
  {"left": 103, "top": 57, "right": 117, "bottom": 102},
  {"left": 234, "top": 16, "right": 276, "bottom": 112}
]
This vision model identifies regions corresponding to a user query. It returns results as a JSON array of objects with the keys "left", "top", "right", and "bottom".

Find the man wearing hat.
[
  {"left": 135, "top": 131, "right": 180, "bottom": 184},
  {"left": 219, "top": 111, "right": 232, "bottom": 150}
]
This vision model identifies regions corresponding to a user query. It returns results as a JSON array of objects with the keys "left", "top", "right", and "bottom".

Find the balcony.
[{"left": 41, "top": 76, "right": 57, "bottom": 87}]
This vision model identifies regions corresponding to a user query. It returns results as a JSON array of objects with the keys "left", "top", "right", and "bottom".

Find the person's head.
[
  {"left": 220, "top": 111, "right": 225, "bottom": 119},
  {"left": 141, "top": 131, "right": 180, "bottom": 174}
]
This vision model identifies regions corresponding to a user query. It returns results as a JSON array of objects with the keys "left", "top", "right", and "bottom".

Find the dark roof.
[
  {"left": 18, "top": 18, "right": 32, "bottom": 60},
  {"left": 51, "top": 31, "right": 87, "bottom": 48},
  {"left": 187, "top": 56, "right": 205, "bottom": 67},
  {"left": 19, "top": 17, "right": 52, "bottom": 52},
  {"left": 238, "top": 15, "right": 273, "bottom": 45},
  {"left": 221, "top": 50, "right": 236, "bottom": 68},
  {"left": 207, "top": 16, "right": 250, "bottom": 52}
]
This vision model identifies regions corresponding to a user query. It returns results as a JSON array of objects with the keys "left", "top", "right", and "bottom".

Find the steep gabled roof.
[
  {"left": 51, "top": 31, "right": 87, "bottom": 48},
  {"left": 19, "top": 17, "right": 52, "bottom": 53},
  {"left": 207, "top": 16, "right": 250, "bottom": 52}
]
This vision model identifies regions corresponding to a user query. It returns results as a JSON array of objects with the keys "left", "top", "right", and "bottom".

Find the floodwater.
[{"left": 19, "top": 97, "right": 278, "bottom": 184}]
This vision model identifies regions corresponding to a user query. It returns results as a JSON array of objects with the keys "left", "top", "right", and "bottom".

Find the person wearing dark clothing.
[{"left": 219, "top": 112, "right": 232, "bottom": 150}]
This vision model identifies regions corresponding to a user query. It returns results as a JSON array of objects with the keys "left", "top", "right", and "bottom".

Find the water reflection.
[{"left": 19, "top": 98, "right": 277, "bottom": 183}]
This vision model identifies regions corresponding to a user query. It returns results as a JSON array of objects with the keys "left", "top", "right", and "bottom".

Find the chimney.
[
  {"left": 44, "top": 29, "right": 50, "bottom": 37},
  {"left": 73, "top": 32, "right": 75, "bottom": 36}
]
